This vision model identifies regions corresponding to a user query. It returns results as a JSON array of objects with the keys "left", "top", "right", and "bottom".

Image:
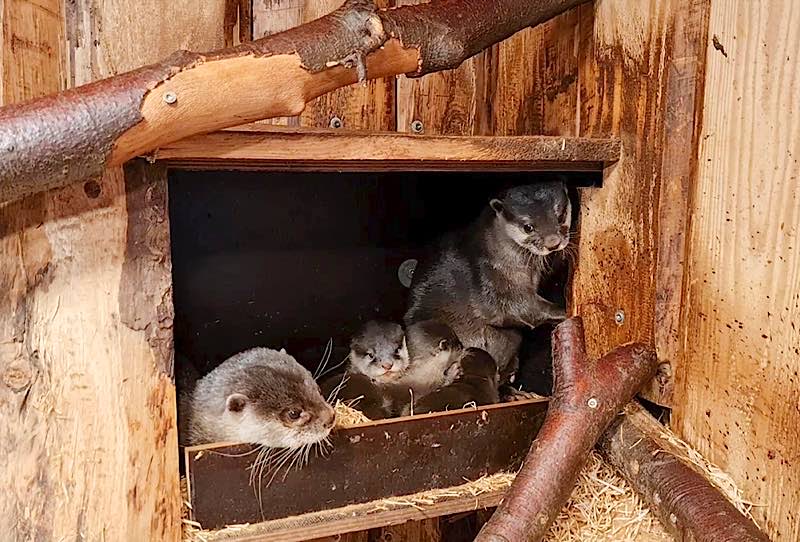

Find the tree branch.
[
  {"left": 598, "top": 403, "right": 770, "bottom": 542},
  {"left": 476, "top": 317, "right": 658, "bottom": 542},
  {"left": 0, "top": 0, "right": 588, "bottom": 203}
]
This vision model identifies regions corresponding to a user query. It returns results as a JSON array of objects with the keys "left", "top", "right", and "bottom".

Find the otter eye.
[
  {"left": 364, "top": 352, "right": 374, "bottom": 362},
  {"left": 286, "top": 408, "right": 302, "bottom": 421},
  {"left": 522, "top": 224, "right": 534, "bottom": 234}
]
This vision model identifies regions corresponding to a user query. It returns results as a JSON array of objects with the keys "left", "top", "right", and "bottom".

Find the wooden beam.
[
  {"left": 199, "top": 490, "right": 506, "bottom": 542},
  {"left": 155, "top": 128, "right": 620, "bottom": 172},
  {"left": 0, "top": 0, "right": 591, "bottom": 203},
  {"left": 186, "top": 399, "right": 547, "bottom": 530}
]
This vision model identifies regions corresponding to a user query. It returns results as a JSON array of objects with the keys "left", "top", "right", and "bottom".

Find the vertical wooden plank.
[
  {"left": 1, "top": 0, "right": 65, "bottom": 102},
  {"left": 570, "top": 0, "right": 711, "bottom": 406},
  {"left": 0, "top": 1, "right": 226, "bottom": 540},
  {"left": 396, "top": 2, "right": 580, "bottom": 137},
  {"left": 252, "top": 0, "right": 395, "bottom": 130},
  {"left": 672, "top": 1, "right": 800, "bottom": 540}
]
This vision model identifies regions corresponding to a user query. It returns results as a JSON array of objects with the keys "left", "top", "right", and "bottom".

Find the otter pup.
[
  {"left": 398, "top": 319, "right": 464, "bottom": 397},
  {"left": 184, "top": 347, "right": 335, "bottom": 447},
  {"left": 405, "top": 182, "right": 571, "bottom": 379},
  {"left": 405, "top": 347, "right": 500, "bottom": 415},
  {"left": 347, "top": 320, "right": 410, "bottom": 382}
]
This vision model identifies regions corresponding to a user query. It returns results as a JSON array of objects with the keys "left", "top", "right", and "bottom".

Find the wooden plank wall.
[
  {"left": 672, "top": 1, "right": 800, "bottom": 540},
  {"left": 0, "top": 0, "right": 229, "bottom": 540}
]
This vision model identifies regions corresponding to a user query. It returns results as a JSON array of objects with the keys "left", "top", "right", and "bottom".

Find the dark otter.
[
  {"left": 183, "top": 347, "right": 335, "bottom": 447},
  {"left": 406, "top": 347, "right": 500, "bottom": 415},
  {"left": 405, "top": 182, "right": 570, "bottom": 380}
]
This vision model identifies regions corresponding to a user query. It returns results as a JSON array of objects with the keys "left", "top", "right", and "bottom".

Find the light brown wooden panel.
[
  {"left": 672, "top": 1, "right": 800, "bottom": 539},
  {"left": 570, "top": 0, "right": 711, "bottom": 406},
  {"left": 1, "top": 0, "right": 65, "bottom": 103},
  {"left": 252, "top": 0, "right": 395, "bottom": 130},
  {"left": 395, "top": 2, "right": 580, "bottom": 137},
  {"left": 0, "top": 1, "right": 227, "bottom": 540}
]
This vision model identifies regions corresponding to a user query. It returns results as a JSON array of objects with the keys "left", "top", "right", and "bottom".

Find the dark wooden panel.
[{"left": 186, "top": 400, "right": 547, "bottom": 529}]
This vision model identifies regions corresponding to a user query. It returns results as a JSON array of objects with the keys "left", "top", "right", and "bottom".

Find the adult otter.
[{"left": 405, "top": 182, "right": 570, "bottom": 381}]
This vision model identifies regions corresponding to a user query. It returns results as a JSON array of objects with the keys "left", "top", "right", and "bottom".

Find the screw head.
[
  {"left": 162, "top": 91, "right": 177, "bottom": 105},
  {"left": 411, "top": 120, "right": 424, "bottom": 133},
  {"left": 587, "top": 397, "right": 599, "bottom": 409},
  {"left": 329, "top": 116, "right": 343, "bottom": 129},
  {"left": 614, "top": 310, "right": 625, "bottom": 325}
]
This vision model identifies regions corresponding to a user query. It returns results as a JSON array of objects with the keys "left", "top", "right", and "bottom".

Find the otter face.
[
  {"left": 220, "top": 349, "right": 336, "bottom": 448},
  {"left": 348, "top": 321, "right": 410, "bottom": 382},
  {"left": 490, "top": 182, "right": 571, "bottom": 256}
]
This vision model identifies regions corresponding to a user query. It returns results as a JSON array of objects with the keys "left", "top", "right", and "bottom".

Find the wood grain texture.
[
  {"left": 156, "top": 128, "right": 621, "bottom": 171},
  {"left": 570, "top": 0, "right": 710, "bottom": 406},
  {"left": 0, "top": 1, "right": 226, "bottom": 540},
  {"left": 252, "top": 0, "right": 395, "bottom": 130},
  {"left": 672, "top": 1, "right": 800, "bottom": 540},
  {"left": 395, "top": 1, "right": 581, "bottom": 137},
  {"left": 1, "top": 0, "right": 64, "bottom": 103}
]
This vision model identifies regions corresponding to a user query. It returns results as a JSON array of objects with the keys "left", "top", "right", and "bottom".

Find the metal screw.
[
  {"left": 329, "top": 116, "right": 343, "bottom": 129},
  {"left": 614, "top": 309, "right": 625, "bottom": 325},
  {"left": 162, "top": 91, "right": 178, "bottom": 105},
  {"left": 410, "top": 120, "right": 424, "bottom": 133},
  {"left": 587, "top": 397, "right": 599, "bottom": 409}
]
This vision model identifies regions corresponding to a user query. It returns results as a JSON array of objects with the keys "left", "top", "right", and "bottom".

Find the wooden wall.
[
  {"left": 672, "top": 1, "right": 800, "bottom": 540},
  {"left": 0, "top": 0, "right": 229, "bottom": 540}
]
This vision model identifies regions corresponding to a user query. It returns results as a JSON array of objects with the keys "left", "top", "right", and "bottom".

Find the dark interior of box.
[{"left": 169, "top": 169, "right": 599, "bottom": 397}]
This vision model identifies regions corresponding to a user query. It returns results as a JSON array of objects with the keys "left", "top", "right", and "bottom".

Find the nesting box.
[{"left": 0, "top": 1, "right": 797, "bottom": 541}]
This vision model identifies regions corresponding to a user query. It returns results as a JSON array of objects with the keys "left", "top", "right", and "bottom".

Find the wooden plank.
[
  {"left": 569, "top": 0, "right": 711, "bottom": 407},
  {"left": 252, "top": 0, "right": 395, "bottom": 130},
  {"left": 1, "top": 0, "right": 64, "bottom": 103},
  {"left": 0, "top": 1, "right": 226, "bottom": 540},
  {"left": 155, "top": 129, "right": 620, "bottom": 172},
  {"left": 186, "top": 400, "right": 547, "bottom": 529},
  {"left": 395, "top": 2, "right": 580, "bottom": 137},
  {"left": 196, "top": 490, "right": 506, "bottom": 542},
  {"left": 672, "top": 1, "right": 800, "bottom": 540}
]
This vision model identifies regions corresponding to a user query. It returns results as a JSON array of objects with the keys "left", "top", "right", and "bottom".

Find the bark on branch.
[
  {"left": 0, "top": 0, "right": 588, "bottom": 203},
  {"left": 476, "top": 317, "right": 658, "bottom": 542},
  {"left": 598, "top": 403, "right": 770, "bottom": 542}
]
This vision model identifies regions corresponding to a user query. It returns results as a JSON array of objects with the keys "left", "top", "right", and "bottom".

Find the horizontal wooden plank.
[
  {"left": 154, "top": 128, "right": 620, "bottom": 172},
  {"left": 196, "top": 490, "right": 504, "bottom": 542},
  {"left": 186, "top": 399, "right": 547, "bottom": 530}
]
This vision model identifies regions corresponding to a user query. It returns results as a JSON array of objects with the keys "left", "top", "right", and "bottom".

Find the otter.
[
  {"left": 322, "top": 319, "right": 465, "bottom": 418},
  {"left": 405, "top": 347, "right": 500, "bottom": 415},
  {"left": 183, "top": 347, "right": 335, "bottom": 447},
  {"left": 347, "top": 320, "right": 410, "bottom": 382},
  {"left": 405, "top": 182, "right": 571, "bottom": 381}
]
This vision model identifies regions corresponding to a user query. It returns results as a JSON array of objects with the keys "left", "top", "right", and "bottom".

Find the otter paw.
[{"left": 443, "top": 362, "right": 463, "bottom": 383}]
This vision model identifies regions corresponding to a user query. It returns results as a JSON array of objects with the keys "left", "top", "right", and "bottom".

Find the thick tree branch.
[
  {"left": 598, "top": 403, "right": 770, "bottom": 542},
  {"left": 0, "top": 0, "right": 588, "bottom": 203},
  {"left": 476, "top": 318, "right": 658, "bottom": 542}
]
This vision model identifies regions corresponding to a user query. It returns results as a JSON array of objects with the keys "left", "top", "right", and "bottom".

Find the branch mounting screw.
[
  {"left": 329, "top": 116, "right": 343, "bottom": 129},
  {"left": 614, "top": 310, "right": 625, "bottom": 325},
  {"left": 587, "top": 397, "right": 599, "bottom": 409},
  {"left": 411, "top": 120, "right": 424, "bottom": 133},
  {"left": 162, "top": 91, "right": 178, "bottom": 105}
]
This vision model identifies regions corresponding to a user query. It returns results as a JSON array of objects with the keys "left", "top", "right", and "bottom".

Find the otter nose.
[
  {"left": 380, "top": 361, "right": 394, "bottom": 371},
  {"left": 543, "top": 234, "right": 562, "bottom": 250}
]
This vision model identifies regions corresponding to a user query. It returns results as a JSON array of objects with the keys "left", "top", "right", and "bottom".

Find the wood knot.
[
  {"left": 84, "top": 180, "right": 102, "bottom": 199},
  {"left": 3, "top": 364, "right": 32, "bottom": 392}
]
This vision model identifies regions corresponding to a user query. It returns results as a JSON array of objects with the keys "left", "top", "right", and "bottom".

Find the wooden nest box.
[{"left": 0, "top": 0, "right": 797, "bottom": 541}]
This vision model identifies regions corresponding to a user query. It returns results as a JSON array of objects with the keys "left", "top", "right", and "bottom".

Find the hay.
[
  {"left": 181, "top": 412, "right": 755, "bottom": 542},
  {"left": 333, "top": 400, "right": 372, "bottom": 427}
]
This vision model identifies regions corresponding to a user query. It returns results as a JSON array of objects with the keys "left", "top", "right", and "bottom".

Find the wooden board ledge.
[{"left": 154, "top": 128, "right": 621, "bottom": 172}]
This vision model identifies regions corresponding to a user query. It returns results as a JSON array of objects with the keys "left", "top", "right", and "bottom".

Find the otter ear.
[
  {"left": 279, "top": 348, "right": 287, "bottom": 355},
  {"left": 438, "top": 338, "right": 451, "bottom": 351},
  {"left": 489, "top": 199, "right": 504, "bottom": 216},
  {"left": 226, "top": 393, "right": 248, "bottom": 413}
]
